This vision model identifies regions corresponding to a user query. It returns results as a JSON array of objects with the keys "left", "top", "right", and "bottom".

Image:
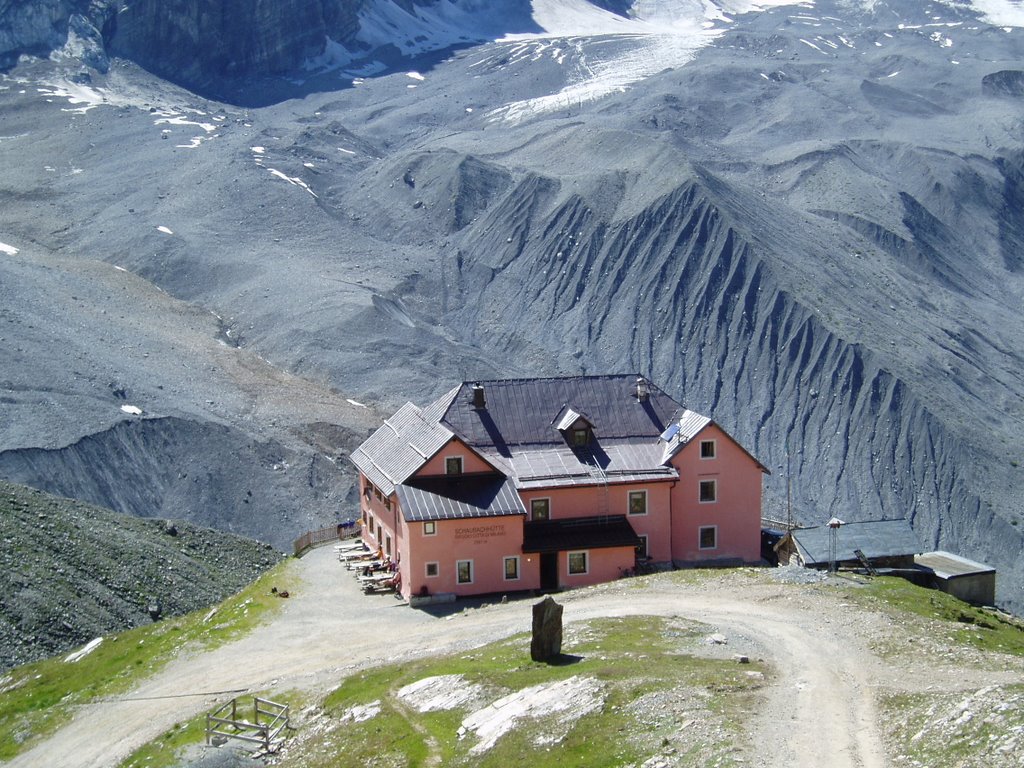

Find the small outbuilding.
[
  {"left": 774, "top": 518, "right": 923, "bottom": 570},
  {"left": 914, "top": 551, "right": 996, "bottom": 606}
]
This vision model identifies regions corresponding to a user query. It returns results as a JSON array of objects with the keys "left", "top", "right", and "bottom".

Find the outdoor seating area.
[{"left": 335, "top": 539, "right": 402, "bottom": 596}]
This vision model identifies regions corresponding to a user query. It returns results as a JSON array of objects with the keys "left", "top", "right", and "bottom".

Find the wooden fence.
[
  {"left": 206, "top": 696, "right": 289, "bottom": 753},
  {"left": 293, "top": 520, "right": 359, "bottom": 557}
]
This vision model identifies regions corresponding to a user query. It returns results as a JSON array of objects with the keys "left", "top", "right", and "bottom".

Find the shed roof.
[
  {"left": 521, "top": 515, "right": 640, "bottom": 553},
  {"left": 915, "top": 551, "right": 995, "bottom": 579},
  {"left": 506, "top": 440, "right": 677, "bottom": 490},
  {"left": 395, "top": 475, "right": 526, "bottom": 522},
  {"left": 784, "top": 518, "right": 923, "bottom": 566}
]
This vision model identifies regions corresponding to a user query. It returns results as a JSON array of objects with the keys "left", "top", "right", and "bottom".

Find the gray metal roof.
[
  {"left": 506, "top": 441, "right": 677, "bottom": 489},
  {"left": 787, "top": 518, "right": 924, "bottom": 565},
  {"left": 660, "top": 410, "right": 712, "bottom": 463},
  {"left": 396, "top": 475, "right": 526, "bottom": 522},
  {"left": 350, "top": 401, "right": 453, "bottom": 495},
  {"left": 440, "top": 375, "right": 683, "bottom": 450},
  {"left": 915, "top": 551, "right": 995, "bottom": 579}
]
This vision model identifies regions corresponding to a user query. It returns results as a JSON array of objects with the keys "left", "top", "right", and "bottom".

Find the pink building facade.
[{"left": 352, "top": 375, "right": 768, "bottom": 601}]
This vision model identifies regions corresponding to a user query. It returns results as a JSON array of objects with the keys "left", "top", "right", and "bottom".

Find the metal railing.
[
  {"left": 206, "top": 696, "right": 289, "bottom": 753},
  {"left": 292, "top": 520, "right": 359, "bottom": 556}
]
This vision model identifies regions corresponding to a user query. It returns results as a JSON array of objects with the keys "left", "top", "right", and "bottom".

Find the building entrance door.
[{"left": 540, "top": 552, "right": 558, "bottom": 592}]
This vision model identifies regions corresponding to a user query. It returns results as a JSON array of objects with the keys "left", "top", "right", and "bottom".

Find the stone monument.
[{"left": 530, "top": 595, "right": 563, "bottom": 661}]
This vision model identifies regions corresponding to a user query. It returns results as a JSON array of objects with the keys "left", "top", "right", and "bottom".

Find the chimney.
[
  {"left": 635, "top": 376, "right": 650, "bottom": 403},
  {"left": 472, "top": 383, "right": 486, "bottom": 409}
]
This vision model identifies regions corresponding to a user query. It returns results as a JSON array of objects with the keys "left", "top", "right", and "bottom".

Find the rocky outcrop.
[
  {"left": 0, "top": 480, "right": 283, "bottom": 671},
  {"left": 104, "top": 0, "right": 361, "bottom": 86},
  {"left": 0, "top": 1, "right": 365, "bottom": 85}
]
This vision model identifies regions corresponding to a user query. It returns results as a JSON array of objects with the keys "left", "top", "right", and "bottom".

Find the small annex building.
[
  {"left": 774, "top": 518, "right": 924, "bottom": 570},
  {"left": 351, "top": 374, "right": 769, "bottom": 601},
  {"left": 914, "top": 551, "right": 996, "bottom": 606}
]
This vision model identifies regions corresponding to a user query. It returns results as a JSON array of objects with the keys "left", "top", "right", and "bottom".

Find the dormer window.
[
  {"left": 445, "top": 456, "right": 463, "bottom": 475},
  {"left": 556, "top": 406, "right": 595, "bottom": 448}
]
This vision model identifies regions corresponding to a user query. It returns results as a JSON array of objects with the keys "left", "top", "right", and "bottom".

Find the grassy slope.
[{"left": 0, "top": 558, "right": 296, "bottom": 760}]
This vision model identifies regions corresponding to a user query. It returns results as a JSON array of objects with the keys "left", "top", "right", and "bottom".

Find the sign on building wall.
[{"left": 454, "top": 524, "right": 506, "bottom": 544}]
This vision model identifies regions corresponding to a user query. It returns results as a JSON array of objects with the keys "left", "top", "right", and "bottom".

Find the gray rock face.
[
  {"left": 0, "top": 0, "right": 84, "bottom": 65},
  {"left": 983, "top": 70, "right": 1024, "bottom": 99},
  {"left": 104, "top": 0, "right": 360, "bottom": 86},
  {"left": 0, "top": 417, "right": 353, "bottom": 551}
]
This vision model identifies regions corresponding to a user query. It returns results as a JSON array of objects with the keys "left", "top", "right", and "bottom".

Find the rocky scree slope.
[{"left": 0, "top": 480, "right": 284, "bottom": 672}]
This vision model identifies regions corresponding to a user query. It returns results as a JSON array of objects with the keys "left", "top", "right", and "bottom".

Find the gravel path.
[{"left": 9, "top": 549, "right": 1020, "bottom": 768}]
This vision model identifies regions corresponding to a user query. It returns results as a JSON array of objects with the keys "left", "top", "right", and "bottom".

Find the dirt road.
[{"left": 8, "top": 547, "right": 1015, "bottom": 768}]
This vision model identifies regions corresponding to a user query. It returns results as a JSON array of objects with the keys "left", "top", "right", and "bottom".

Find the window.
[
  {"left": 699, "top": 479, "right": 717, "bottom": 503},
  {"left": 376, "top": 522, "right": 382, "bottom": 541},
  {"left": 425, "top": 561, "right": 439, "bottom": 578},
  {"left": 700, "top": 440, "right": 716, "bottom": 459},
  {"left": 504, "top": 556, "right": 520, "bottom": 581},
  {"left": 567, "top": 551, "right": 588, "bottom": 575},
  {"left": 628, "top": 490, "right": 647, "bottom": 515},
  {"left": 699, "top": 526, "right": 718, "bottom": 550},
  {"left": 374, "top": 486, "right": 382, "bottom": 501},
  {"left": 384, "top": 495, "right": 392, "bottom": 511},
  {"left": 423, "top": 521, "right": 436, "bottom": 536},
  {"left": 636, "top": 534, "right": 648, "bottom": 558},
  {"left": 572, "top": 427, "right": 589, "bottom": 446},
  {"left": 456, "top": 560, "right": 474, "bottom": 584},
  {"left": 445, "top": 456, "right": 463, "bottom": 475},
  {"left": 531, "top": 498, "right": 550, "bottom": 521},
  {"left": 385, "top": 534, "right": 391, "bottom": 557}
]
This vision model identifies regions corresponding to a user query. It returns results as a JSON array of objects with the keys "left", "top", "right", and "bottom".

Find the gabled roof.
[
  {"left": 350, "top": 375, "right": 766, "bottom": 496},
  {"left": 522, "top": 515, "right": 640, "bottom": 553},
  {"left": 350, "top": 396, "right": 456, "bottom": 496},
  {"left": 660, "top": 409, "right": 712, "bottom": 463},
  {"left": 440, "top": 374, "right": 681, "bottom": 451},
  {"left": 555, "top": 406, "right": 594, "bottom": 432},
  {"left": 395, "top": 475, "right": 525, "bottom": 522},
  {"left": 783, "top": 518, "right": 923, "bottom": 566}
]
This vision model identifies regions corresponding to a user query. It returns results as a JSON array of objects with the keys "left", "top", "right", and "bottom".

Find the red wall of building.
[{"left": 668, "top": 424, "right": 763, "bottom": 563}]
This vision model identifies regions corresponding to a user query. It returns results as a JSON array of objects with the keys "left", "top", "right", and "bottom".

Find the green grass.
[
  {"left": 845, "top": 576, "right": 1024, "bottom": 657},
  {"left": 0, "top": 557, "right": 299, "bottom": 760},
  {"left": 278, "top": 616, "right": 764, "bottom": 768}
]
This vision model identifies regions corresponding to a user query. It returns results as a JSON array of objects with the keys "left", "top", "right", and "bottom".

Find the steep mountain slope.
[
  {"left": 0, "top": 480, "right": 282, "bottom": 671},
  {"left": 0, "top": 0, "right": 1022, "bottom": 611}
]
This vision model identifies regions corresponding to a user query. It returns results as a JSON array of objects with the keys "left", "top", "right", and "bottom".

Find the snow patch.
[
  {"left": 407, "top": 71, "right": 426, "bottom": 80},
  {"left": 0, "top": 241, "right": 19, "bottom": 255},
  {"left": 346, "top": 398, "right": 368, "bottom": 408},
  {"left": 961, "top": 0, "right": 1024, "bottom": 28},
  {"left": 157, "top": 226, "right": 173, "bottom": 235},
  {"left": 64, "top": 637, "right": 103, "bottom": 663},
  {"left": 267, "top": 169, "right": 318, "bottom": 198},
  {"left": 120, "top": 405, "right": 143, "bottom": 416}
]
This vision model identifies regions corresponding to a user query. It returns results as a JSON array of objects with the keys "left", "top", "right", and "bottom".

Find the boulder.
[{"left": 530, "top": 595, "right": 562, "bottom": 662}]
